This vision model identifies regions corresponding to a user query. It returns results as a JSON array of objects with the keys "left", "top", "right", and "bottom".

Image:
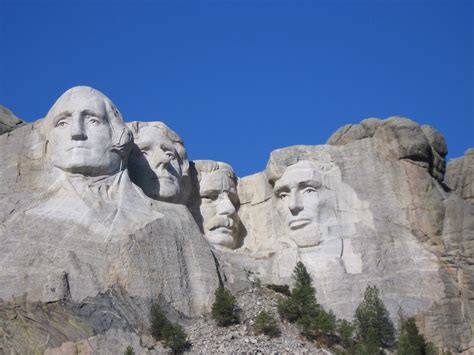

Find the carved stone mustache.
[{"left": 205, "top": 215, "right": 235, "bottom": 231}]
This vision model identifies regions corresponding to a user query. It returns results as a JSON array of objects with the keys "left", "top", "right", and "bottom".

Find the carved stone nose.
[
  {"left": 70, "top": 116, "right": 87, "bottom": 140},
  {"left": 288, "top": 192, "right": 303, "bottom": 215},
  {"left": 217, "top": 193, "right": 236, "bottom": 216},
  {"left": 153, "top": 150, "right": 171, "bottom": 169}
]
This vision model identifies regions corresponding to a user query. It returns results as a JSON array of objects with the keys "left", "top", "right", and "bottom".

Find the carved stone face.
[
  {"left": 47, "top": 89, "right": 121, "bottom": 176},
  {"left": 274, "top": 160, "right": 323, "bottom": 248},
  {"left": 199, "top": 170, "right": 238, "bottom": 249},
  {"left": 130, "top": 126, "right": 183, "bottom": 202}
]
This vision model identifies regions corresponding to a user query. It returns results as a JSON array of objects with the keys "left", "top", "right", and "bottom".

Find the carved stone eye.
[
  {"left": 302, "top": 187, "right": 317, "bottom": 194},
  {"left": 166, "top": 151, "right": 176, "bottom": 160},
  {"left": 202, "top": 192, "right": 219, "bottom": 202},
  {"left": 56, "top": 120, "right": 68, "bottom": 128},
  {"left": 88, "top": 118, "right": 100, "bottom": 126}
]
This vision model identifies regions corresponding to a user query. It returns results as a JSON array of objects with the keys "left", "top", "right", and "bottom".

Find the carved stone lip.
[
  {"left": 209, "top": 219, "right": 235, "bottom": 231},
  {"left": 210, "top": 226, "right": 233, "bottom": 234},
  {"left": 66, "top": 145, "right": 89, "bottom": 151},
  {"left": 288, "top": 218, "right": 312, "bottom": 229}
]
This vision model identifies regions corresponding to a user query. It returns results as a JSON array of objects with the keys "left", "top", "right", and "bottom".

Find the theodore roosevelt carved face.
[
  {"left": 193, "top": 161, "right": 239, "bottom": 249},
  {"left": 45, "top": 86, "right": 131, "bottom": 177},
  {"left": 128, "top": 122, "right": 189, "bottom": 203},
  {"left": 273, "top": 160, "right": 325, "bottom": 248}
]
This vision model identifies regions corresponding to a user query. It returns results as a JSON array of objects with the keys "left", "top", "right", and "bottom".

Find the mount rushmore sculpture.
[{"left": 0, "top": 86, "right": 472, "bottom": 353}]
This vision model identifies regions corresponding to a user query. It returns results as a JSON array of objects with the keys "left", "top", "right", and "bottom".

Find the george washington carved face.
[{"left": 45, "top": 86, "right": 130, "bottom": 177}]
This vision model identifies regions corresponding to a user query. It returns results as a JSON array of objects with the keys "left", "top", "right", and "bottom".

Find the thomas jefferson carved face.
[
  {"left": 129, "top": 126, "right": 183, "bottom": 202},
  {"left": 199, "top": 169, "right": 239, "bottom": 249},
  {"left": 47, "top": 88, "right": 122, "bottom": 176},
  {"left": 274, "top": 160, "right": 324, "bottom": 248}
]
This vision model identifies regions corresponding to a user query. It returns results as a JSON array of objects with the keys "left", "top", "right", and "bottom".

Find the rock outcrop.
[
  {"left": 446, "top": 149, "right": 474, "bottom": 205},
  {"left": 327, "top": 116, "right": 448, "bottom": 182},
  {"left": 0, "top": 105, "right": 25, "bottom": 135}
]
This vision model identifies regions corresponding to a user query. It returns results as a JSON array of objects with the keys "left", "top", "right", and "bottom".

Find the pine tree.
[
  {"left": 150, "top": 303, "right": 171, "bottom": 340},
  {"left": 277, "top": 261, "right": 335, "bottom": 340},
  {"left": 294, "top": 261, "right": 312, "bottom": 288},
  {"left": 161, "top": 323, "right": 189, "bottom": 354},
  {"left": 397, "top": 316, "right": 427, "bottom": 355},
  {"left": 149, "top": 302, "right": 190, "bottom": 353},
  {"left": 211, "top": 287, "right": 239, "bottom": 326},
  {"left": 278, "top": 261, "right": 319, "bottom": 323},
  {"left": 354, "top": 326, "right": 382, "bottom": 355},
  {"left": 254, "top": 311, "right": 280, "bottom": 337},
  {"left": 354, "top": 285, "right": 395, "bottom": 349},
  {"left": 124, "top": 346, "right": 135, "bottom": 355},
  {"left": 337, "top": 319, "right": 354, "bottom": 348}
]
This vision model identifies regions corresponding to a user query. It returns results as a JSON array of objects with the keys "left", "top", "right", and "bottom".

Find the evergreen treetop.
[
  {"left": 354, "top": 285, "right": 395, "bottom": 349},
  {"left": 211, "top": 286, "right": 240, "bottom": 326},
  {"left": 293, "top": 261, "right": 313, "bottom": 289}
]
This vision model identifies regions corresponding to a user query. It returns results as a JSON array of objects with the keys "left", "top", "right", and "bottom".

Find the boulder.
[{"left": 0, "top": 105, "right": 25, "bottom": 135}]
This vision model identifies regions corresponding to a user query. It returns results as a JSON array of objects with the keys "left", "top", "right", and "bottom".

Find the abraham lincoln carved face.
[{"left": 273, "top": 160, "right": 325, "bottom": 248}]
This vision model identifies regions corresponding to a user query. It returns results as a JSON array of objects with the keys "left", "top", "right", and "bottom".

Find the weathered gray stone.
[
  {"left": 0, "top": 105, "right": 25, "bottom": 135},
  {"left": 446, "top": 148, "right": 474, "bottom": 205},
  {"left": 421, "top": 124, "right": 448, "bottom": 181},
  {"left": 0, "top": 296, "right": 93, "bottom": 354},
  {"left": 327, "top": 116, "right": 448, "bottom": 182}
]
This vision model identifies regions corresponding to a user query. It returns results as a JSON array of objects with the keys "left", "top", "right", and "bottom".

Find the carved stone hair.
[
  {"left": 265, "top": 146, "right": 334, "bottom": 186},
  {"left": 44, "top": 86, "right": 133, "bottom": 165},
  {"left": 128, "top": 121, "right": 189, "bottom": 177},
  {"left": 191, "top": 160, "right": 237, "bottom": 185}
]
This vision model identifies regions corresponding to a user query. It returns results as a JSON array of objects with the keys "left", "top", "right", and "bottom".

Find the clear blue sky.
[{"left": 1, "top": 0, "right": 472, "bottom": 177}]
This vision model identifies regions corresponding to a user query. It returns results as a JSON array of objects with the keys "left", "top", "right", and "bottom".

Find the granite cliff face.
[
  {"left": 0, "top": 90, "right": 472, "bottom": 354},
  {"left": 233, "top": 117, "right": 473, "bottom": 353},
  {"left": 0, "top": 88, "right": 219, "bottom": 354}
]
